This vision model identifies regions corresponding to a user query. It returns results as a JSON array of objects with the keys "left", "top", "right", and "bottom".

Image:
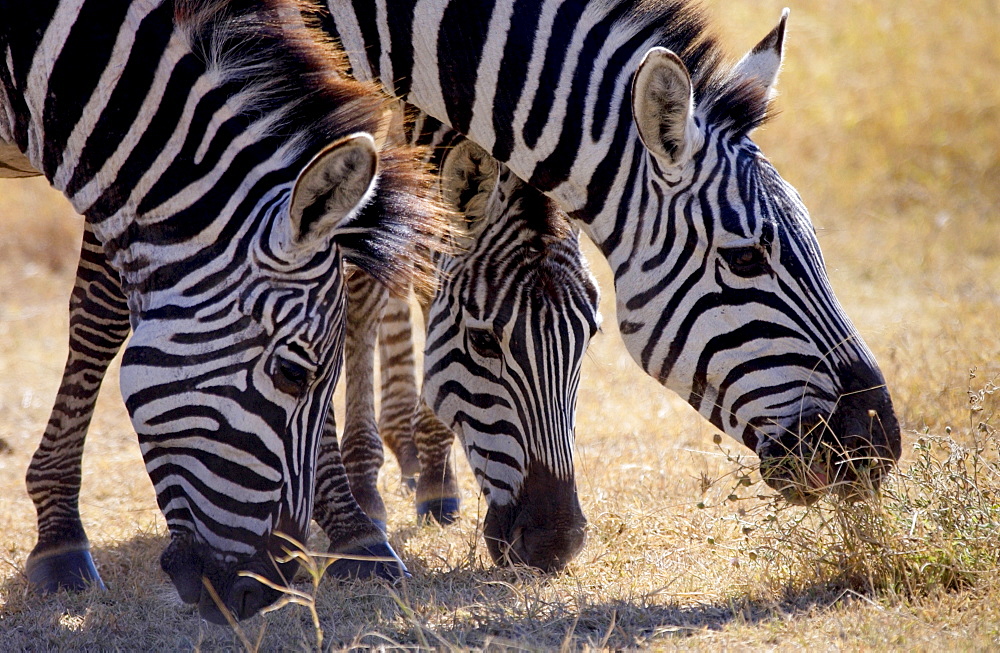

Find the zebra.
[
  {"left": 323, "top": 0, "right": 902, "bottom": 506},
  {"left": 1, "top": 0, "right": 448, "bottom": 623},
  {"left": 338, "top": 119, "right": 601, "bottom": 571}
]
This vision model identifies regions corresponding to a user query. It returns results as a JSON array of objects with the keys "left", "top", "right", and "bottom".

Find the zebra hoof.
[
  {"left": 327, "top": 541, "right": 411, "bottom": 581},
  {"left": 26, "top": 548, "right": 107, "bottom": 594},
  {"left": 402, "top": 475, "right": 417, "bottom": 493},
  {"left": 417, "top": 498, "right": 461, "bottom": 526}
]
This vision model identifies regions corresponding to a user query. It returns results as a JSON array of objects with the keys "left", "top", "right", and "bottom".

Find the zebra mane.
[
  {"left": 525, "top": 204, "right": 587, "bottom": 303},
  {"left": 174, "top": 0, "right": 449, "bottom": 293},
  {"left": 614, "top": 0, "right": 773, "bottom": 137}
]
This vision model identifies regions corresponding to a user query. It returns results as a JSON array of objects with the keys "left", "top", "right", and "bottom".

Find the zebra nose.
[
  {"left": 507, "top": 519, "right": 588, "bottom": 573},
  {"left": 824, "top": 375, "right": 901, "bottom": 494},
  {"left": 226, "top": 576, "right": 278, "bottom": 622},
  {"left": 759, "top": 381, "right": 900, "bottom": 504},
  {"left": 195, "top": 557, "right": 289, "bottom": 624},
  {"left": 482, "top": 466, "right": 587, "bottom": 571},
  {"left": 159, "top": 538, "right": 204, "bottom": 605}
]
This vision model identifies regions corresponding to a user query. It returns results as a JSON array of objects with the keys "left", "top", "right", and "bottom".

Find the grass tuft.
[{"left": 723, "top": 371, "right": 1000, "bottom": 601}]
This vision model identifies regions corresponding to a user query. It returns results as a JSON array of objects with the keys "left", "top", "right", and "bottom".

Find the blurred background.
[{"left": 0, "top": 0, "right": 997, "bottom": 646}]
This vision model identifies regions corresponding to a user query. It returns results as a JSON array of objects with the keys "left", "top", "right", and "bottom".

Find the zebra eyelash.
[{"left": 467, "top": 326, "right": 503, "bottom": 360}]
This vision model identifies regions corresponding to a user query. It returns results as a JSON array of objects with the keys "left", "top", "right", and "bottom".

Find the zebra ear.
[
  {"left": 631, "top": 47, "right": 701, "bottom": 167},
  {"left": 733, "top": 8, "right": 789, "bottom": 97},
  {"left": 440, "top": 139, "right": 498, "bottom": 231},
  {"left": 286, "top": 133, "right": 378, "bottom": 253}
]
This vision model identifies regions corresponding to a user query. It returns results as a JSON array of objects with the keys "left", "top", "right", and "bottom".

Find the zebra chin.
[
  {"left": 159, "top": 527, "right": 303, "bottom": 624},
  {"left": 752, "top": 364, "right": 902, "bottom": 505},
  {"left": 482, "top": 465, "right": 587, "bottom": 573}
]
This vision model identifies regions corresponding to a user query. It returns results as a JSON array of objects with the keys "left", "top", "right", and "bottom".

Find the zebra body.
[
  {"left": 1, "top": 0, "right": 446, "bottom": 622},
  {"left": 325, "top": 0, "right": 902, "bottom": 506}
]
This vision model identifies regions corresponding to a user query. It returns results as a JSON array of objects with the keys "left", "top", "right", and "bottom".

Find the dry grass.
[{"left": 1, "top": 0, "right": 999, "bottom": 649}]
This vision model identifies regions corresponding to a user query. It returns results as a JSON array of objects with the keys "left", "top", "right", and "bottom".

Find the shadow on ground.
[
  {"left": 1, "top": 528, "right": 861, "bottom": 650},
  {"left": 319, "top": 561, "right": 863, "bottom": 649}
]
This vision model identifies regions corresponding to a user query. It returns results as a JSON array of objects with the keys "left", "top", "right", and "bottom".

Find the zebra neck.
[
  {"left": 336, "top": 0, "right": 657, "bottom": 254},
  {"left": 3, "top": 2, "right": 307, "bottom": 242}
]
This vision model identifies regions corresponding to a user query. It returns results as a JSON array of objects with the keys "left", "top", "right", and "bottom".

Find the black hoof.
[
  {"left": 417, "top": 497, "right": 460, "bottom": 526},
  {"left": 327, "top": 541, "right": 410, "bottom": 581},
  {"left": 26, "top": 549, "right": 106, "bottom": 594}
]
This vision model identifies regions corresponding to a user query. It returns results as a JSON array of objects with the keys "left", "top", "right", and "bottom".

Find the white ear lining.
[
  {"left": 284, "top": 132, "right": 378, "bottom": 255},
  {"left": 733, "top": 8, "right": 789, "bottom": 98},
  {"left": 440, "top": 139, "right": 498, "bottom": 224},
  {"left": 631, "top": 47, "right": 701, "bottom": 167}
]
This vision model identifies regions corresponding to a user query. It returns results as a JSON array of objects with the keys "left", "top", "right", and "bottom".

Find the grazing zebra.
[
  {"left": 325, "top": 0, "right": 902, "bottom": 505},
  {"left": 338, "top": 120, "right": 601, "bottom": 571},
  {"left": 0, "top": 0, "right": 447, "bottom": 622}
]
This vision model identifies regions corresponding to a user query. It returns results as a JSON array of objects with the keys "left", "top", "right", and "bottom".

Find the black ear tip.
[{"left": 762, "top": 8, "right": 789, "bottom": 54}]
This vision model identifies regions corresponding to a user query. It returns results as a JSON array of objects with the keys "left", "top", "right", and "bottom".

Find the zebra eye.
[
  {"left": 467, "top": 327, "right": 502, "bottom": 360},
  {"left": 720, "top": 246, "right": 770, "bottom": 278},
  {"left": 271, "top": 357, "right": 312, "bottom": 395}
]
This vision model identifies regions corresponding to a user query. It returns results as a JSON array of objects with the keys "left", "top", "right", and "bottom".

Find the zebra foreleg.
[
  {"left": 25, "top": 223, "right": 129, "bottom": 593},
  {"left": 378, "top": 289, "right": 461, "bottom": 525},
  {"left": 339, "top": 269, "right": 389, "bottom": 530},
  {"left": 313, "top": 410, "right": 408, "bottom": 580},
  {"left": 376, "top": 293, "right": 421, "bottom": 491},
  {"left": 412, "top": 400, "right": 461, "bottom": 526}
]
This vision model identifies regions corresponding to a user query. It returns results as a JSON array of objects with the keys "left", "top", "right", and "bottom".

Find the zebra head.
[
  {"left": 119, "top": 135, "right": 397, "bottom": 622},
  {"left": 616, "top": 10, "right": 900, "bottom": 503},
  {"left": 423, "top": 140, "right": 601, "bottom": 571}
]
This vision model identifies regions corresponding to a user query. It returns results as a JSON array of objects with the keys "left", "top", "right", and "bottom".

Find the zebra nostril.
[
  {"left": 229, "top": 576, "right": 266, "bottom": 621},
  {"left": 503, "top": 525, "right": 528, "bottom": 566}
]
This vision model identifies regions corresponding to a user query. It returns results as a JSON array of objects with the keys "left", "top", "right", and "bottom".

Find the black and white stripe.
[
  {"left": 1, "top": 0, "right": 444, "bottom": 622},
  {"left": 331, "top": 118, "right": 600, "bottom": 571}
]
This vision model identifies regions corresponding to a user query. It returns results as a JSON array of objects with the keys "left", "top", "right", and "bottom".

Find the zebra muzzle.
[
  {"left": 758, "top": 387, "right": 901, "bottom": 505},
  {"left": 482, "top": 465, "right": 587, "bottom": 572},
  {"left": 159, "top": 536, "right": 291, "bottom": 623}
]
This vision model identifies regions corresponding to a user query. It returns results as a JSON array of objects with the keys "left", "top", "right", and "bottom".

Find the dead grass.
[
  {"left": 711, "top": 373, "right": 1000, "bottom": 598},
  {"left": 1, "top": 0, "right": 999, "bottom": 649}
]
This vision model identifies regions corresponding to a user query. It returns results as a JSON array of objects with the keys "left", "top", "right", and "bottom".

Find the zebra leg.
[
  {"left": 338, "top": 269, "right": 389, "bottom": 531},
  {"left": 408, "top": 290, "right": 462, "bottom": 525},
  {"left": 313, "top": 410, "right": 408, "bottom": 580},
  {"left": 412, "top": 399, "right": 461, "bottom": 526},
  {"left": 376, "top": 293, "right": 421, "bottom": 491},
  {"left": 25, "top": 223, "right": 129, "bottom": 593}
]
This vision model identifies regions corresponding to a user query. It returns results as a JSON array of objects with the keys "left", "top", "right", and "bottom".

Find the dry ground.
[{"left": 1, "top": 0, "right": 999, "bottom": 650}]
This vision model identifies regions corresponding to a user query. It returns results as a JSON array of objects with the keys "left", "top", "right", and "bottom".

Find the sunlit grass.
[
  {"left": 703, "top": 372, "right": 1000, "bottom": 601},
  {"left": 0, "top": 0, "right": 998, "bottom": 649}
]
